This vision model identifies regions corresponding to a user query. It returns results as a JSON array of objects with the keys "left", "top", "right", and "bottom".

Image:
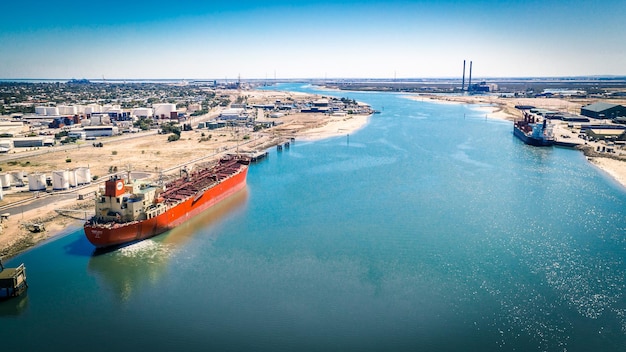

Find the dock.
[
  {"left": 554, "top": 140, "right": 581, "bottom": 148},
  {"left": 277, "top": 139, "right": 292, "bottom": 151},
  {"left": 248, "top": 151, "right": 269, "bottom": 163},
  {"left": 238, "top": 151, "right": 269, "bottom": 163},
  {"left": 0, "top": 261, "right": 28, "bottom": 300}
]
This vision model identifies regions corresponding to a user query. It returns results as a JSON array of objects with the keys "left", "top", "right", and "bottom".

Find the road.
[{"left": 0, "top": 130, "right": 159, "bottom": 163}]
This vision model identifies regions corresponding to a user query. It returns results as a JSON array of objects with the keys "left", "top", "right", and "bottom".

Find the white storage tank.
[
  {"left": 11, "top": 171, "right": 24, "bottom": 186},
  {"left": 58, "top": 105, "right": 77, "bottom": 115},
  {"left": 45, "top": 107, "right": 59, "bottom": 116},
  {"left": 28, "top": 173, "right": 47, "bottom": 191},
  {"left": 68, "top": 169, "right": 77, "bottom": 187},
  {"left": 52, "top": 170, "right": 70, "bottom": 190},
  {"left": 35, "top": 106, "right": 48, "bottom": 115},
  {"left": 85, "top": 104, "right": 102, "bottom": 115},
  {"left": 132, "top": 108, "right": 153, "bottom": 118},
  {"left": 86, "top": 104, "right": 102, "bottom": 114},
  {"left": 0, "top": 173, "right": 11, "bottom": 189},
  {"left": 153, "top": 103, "right": 176, "bottom": 118},
  {"left": 76, "top": 167, "right": 91, "bottom": 185}
]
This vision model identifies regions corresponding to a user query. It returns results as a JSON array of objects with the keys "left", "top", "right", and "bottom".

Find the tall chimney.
[
  {"left": 468, "top": 61, "right": 473, "bottom": 91},
  {"left": 462, "top": 60, "right": 466, "bottom": 91}
]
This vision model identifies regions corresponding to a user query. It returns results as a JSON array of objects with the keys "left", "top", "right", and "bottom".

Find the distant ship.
[
  {"left": 513, "top": 112, "right": 555, "bottom": 146},
  {"left": 84, "top": 155, "right": 250, "bottom": 248}
]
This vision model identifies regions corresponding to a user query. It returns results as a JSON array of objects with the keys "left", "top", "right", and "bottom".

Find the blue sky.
[{"left": 1, "top": 0, "right": 624, "bottom": 79}]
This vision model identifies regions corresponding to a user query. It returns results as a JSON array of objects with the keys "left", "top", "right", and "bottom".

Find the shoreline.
[
  {"left": 409, "top": 94, "right": 626, "bottom": 190},
  {"left": 0, "top": 89, "right": 372, "bottom": 260},
  {"left": 5, "top": 90, "right": 625, "bottom": 259}
]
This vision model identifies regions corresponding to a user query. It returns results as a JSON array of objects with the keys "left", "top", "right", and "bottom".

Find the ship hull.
[
  {"left": 84, "top": 165, "right": 248, "bottom": 248},
  {"left": 513, "top": 126, "right": 554, "bottom": 147}
]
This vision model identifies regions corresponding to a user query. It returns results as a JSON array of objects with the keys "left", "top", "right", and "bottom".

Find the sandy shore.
[
  {"left": 0, "top": 89, "right": 371, "bottom": 259},
  {"left": 588, "top": 157, "right": 626, "bottom": 187},
  {"left": 410, "top": 94, "right": 626, "bottom": 190}
]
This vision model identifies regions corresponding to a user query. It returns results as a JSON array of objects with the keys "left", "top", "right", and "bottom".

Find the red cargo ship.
[{"left": 84, "top": 155, "right": 250, "bottom": 248}]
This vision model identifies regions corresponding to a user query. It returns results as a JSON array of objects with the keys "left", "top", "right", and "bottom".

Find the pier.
[
  {"left": 246, "top": 151, "right": 269, "bottom": 163},
  {"left": 277, "top": 139, "right": 293, "bottom": 151},
  {"left": 0, "top": 259, "right": 28, "bottom": 300}
]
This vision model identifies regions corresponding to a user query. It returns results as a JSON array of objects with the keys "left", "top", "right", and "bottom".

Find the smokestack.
[
  {"left": 462, "top": 60, "right": 466, "bottom": 91},
  {"left": 468, "top": 61, "right": 473, "bottom": 91}
]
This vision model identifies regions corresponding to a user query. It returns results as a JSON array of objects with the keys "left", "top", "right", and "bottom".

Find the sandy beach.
[{"left": 0, "top": 89, "right": 371, "bottom": 258}]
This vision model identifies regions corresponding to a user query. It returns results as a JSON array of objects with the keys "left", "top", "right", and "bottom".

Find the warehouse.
[
  {"left": 12, "top": 137, "right": 54, "bottom": 148},
  {"left": 83, "top": 126, "right": 119, "bottom": 137},
  {"left": 580, "top": 102, "right": 626, "bottom": 119}
]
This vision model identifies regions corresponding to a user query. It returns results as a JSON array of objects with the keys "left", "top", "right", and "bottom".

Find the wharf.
[
  {"left": 277, "top": 138, "right": 294, "bottom": 151},
  {"left": 554, "top": 140, "right": 581, "bottom": 148},
  {"left": 0, "top": 261, "right": 28, "bottom": 300},
  {"left": 248, "top": 151, "right": 269, "bottom": 163}
]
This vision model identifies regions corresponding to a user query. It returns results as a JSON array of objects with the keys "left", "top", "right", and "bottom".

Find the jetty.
[
  {"left": 0, "top": 259, "right": 28, "bottom": 300},
  {"left": 247, "top": 151, "right": 269, "bottom": 163}
]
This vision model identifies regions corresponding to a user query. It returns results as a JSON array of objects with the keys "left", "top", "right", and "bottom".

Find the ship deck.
[{"left": 160, "top": 158, "right": 245, "bottom": 204}]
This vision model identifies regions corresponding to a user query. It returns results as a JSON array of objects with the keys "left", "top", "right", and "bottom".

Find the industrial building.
[
  {"left": 219, "top": 108, "right": 248, "bottom": 120},
  {"left": 581, "top": 102, "right": 626, "bottom": 119},
  {"left": 12, "top": 137, "right": 54, "bottom": 148},
  {"left": 0, "top": 120, "right": 26, "bottom": 136},
  {"left": 586, "top": 129, "right": 625, "bottom": 141},
  {"left": 83, "top": 126, "right": 119, "bottom": 137},
  {"left": 67, "top": 131, "right": 87, "bottom": 140}
]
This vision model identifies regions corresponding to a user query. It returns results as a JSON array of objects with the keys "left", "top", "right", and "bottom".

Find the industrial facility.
[
  {"left": 581, "top": 102, "right": 626, "bottom": 119},
  {"left": 460, "top": 60, "right": 491, "bottom": 93}
]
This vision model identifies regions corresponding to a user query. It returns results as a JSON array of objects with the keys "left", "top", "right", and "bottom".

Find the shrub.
[
  {"left": 66, "top": 158, "right": 71, "bottom": 163},
  {"left": 112, "top": 151, "right": 118, "bottom": 155}
]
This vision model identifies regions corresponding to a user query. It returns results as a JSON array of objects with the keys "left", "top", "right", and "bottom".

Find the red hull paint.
[{"left": 84, "top": 164, "right": 248, "bottom": 248}]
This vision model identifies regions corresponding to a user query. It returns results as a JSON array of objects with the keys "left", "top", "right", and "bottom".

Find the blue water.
[{"left": 1, "top": 84, "right": 626, "bottom": 351}]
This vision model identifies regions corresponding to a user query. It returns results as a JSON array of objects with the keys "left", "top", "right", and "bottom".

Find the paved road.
[{"left": 0, "top": 192, "right": 79, "bottom": 219}]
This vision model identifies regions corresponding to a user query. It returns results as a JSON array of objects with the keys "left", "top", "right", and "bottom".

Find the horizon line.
[{"left": 2, "top": 75, "right": 626, "bottom": 82}]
